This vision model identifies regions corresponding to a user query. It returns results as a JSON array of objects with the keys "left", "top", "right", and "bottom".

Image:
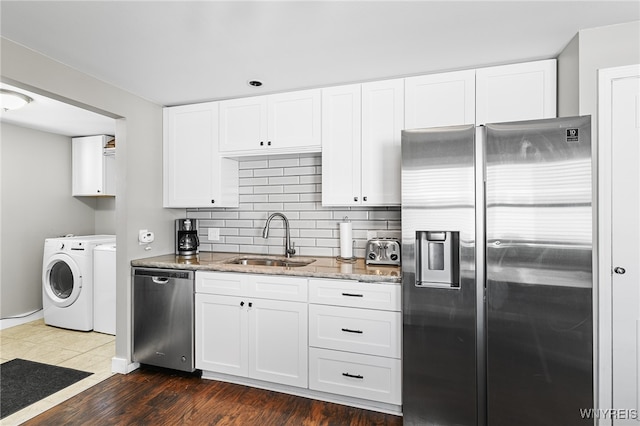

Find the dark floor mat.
[{"left": 0, "top": 358, "right": 92, "bottom": 419}]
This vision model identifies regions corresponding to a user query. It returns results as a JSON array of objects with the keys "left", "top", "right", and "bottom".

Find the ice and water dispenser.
[{"left": 415, "top": 231, "right": 460, "bottom": 288}]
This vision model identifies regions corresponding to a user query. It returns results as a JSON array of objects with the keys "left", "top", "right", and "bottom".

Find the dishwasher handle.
[{"left": 152, "top": 277, "right": 170, "bottom": 284}]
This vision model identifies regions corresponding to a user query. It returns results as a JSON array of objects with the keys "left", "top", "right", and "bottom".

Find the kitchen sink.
[{"left": 226, "top": 257, "right": 315, "bottom": 268}]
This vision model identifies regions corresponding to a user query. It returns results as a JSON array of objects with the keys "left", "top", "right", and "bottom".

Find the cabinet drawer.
[
  {"left": 196, "top": 271, "right": 246, "bottom": 296},
  {"left": 247, "top": 274, "right": 308, "bottom": 302},
  {"left": 308, "top": 279, "right": 400, "bottom": 311},
  {"left": 309, "top": 304, "right": 401, "bottom": 358},
  {"left": 309, "top": 347, "right": 401, "bottom": 405}
]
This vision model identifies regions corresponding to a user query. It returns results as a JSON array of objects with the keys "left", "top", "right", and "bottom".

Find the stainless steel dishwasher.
[{"left": 132, "top": 268, "right": 195, "bottom": 372}]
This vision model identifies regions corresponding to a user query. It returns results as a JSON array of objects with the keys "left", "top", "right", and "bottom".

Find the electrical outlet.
[{"left": 208, "top": 228, "right": 220, "bottom": 241}]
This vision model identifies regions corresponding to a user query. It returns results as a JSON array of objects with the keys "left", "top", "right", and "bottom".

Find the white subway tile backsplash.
[
  {"left": 269, "top": 157, "right": 300, "bottom": 168},
  {"left": 239, "top": 160, "right": 268, "bottom": 169},
  {"left": 188, "top": 154, "right": 400, "bottom": 258},
  {"left": 268, "top": 176, "right": 300, "bottom": 185},
  {"left": 254, "top": 168, "right": 284, "bottom": 177},
  {"left": 284, "top": 166, "right": 316, "bottom": 176}
]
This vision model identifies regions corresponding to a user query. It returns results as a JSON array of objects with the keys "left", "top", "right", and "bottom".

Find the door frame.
[{"left": 597, "top": 63, "right": 640, "bottom": 422}]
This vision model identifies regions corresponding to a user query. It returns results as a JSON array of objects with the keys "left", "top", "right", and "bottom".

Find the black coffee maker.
[{"left": 175, "top": 219, "right": 199, "bottom": 257}]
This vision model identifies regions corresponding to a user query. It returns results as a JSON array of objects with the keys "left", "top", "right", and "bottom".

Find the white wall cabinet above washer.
[
  {"left": 163, "top": 102, "right": 238, "bottom": 208},
  {"left": 219, "top": 89, "right": 321, "bottom": 155},
  {"left": 72, "top": 135, "right": 115, "bottom": 196}
]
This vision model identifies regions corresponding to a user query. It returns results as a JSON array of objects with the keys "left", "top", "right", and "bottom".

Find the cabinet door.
[
  {"left": 103, "top": 148, "right": 116, "bottom": 196},
  {"left": 361, "top": 79, "right": 404, "bottom": 206},
  {"left": 248, "top": 299, "right": 308, "bottom": 388},
  {"left": 195, "top": 293, "right": 248, "bottom": 376},
  {"left": 72, "top": 135, "right": 106, "bottom": 196},
  {"left": 321, "top": 84, "right": 362, "bottom": 206},
  {"left": 268, "top": 89, "right": 321, "bottom": 152},
  {"left": 219, "top": 96, "right": 267, "bottom": 152},
  {"left": 476, "top": 59, "right": 556, "bottom": 125},
  {"left": 405, "top": 69, "right": 476, "bottom": 129},
  {"left": 163, "top": 103, "right": 218, "bottom": 207}
]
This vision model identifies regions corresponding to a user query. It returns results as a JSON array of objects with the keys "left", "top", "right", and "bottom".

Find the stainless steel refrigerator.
[{"left": 401, "top": 116, "right": 593, "bottom": 425}]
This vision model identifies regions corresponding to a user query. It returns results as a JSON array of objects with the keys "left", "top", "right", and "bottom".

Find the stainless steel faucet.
[{"left": 262, "top": 212, "right": 296, "bottom": 258}]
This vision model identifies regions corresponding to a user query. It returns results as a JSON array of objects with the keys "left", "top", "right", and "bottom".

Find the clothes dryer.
[{"left": 42, "top": 235, "right": 115, "bottom": 331}]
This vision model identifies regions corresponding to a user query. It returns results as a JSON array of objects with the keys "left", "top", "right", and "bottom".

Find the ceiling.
[
  {"left": 0, "top": 82, "right": 116, "bottom": 137},
  {"left": 0, "top": 1, "right": 638, "bottom": 135}
]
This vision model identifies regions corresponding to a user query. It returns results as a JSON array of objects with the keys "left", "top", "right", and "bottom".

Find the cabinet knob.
[
  {"left": 248, "top": 302, "right": 253, "bottom": 308},
  {"left": 363, "top": 196, "right": 367, "bottom": 202},
  {"left": 267, "top": 141, "right": 271, "bottom": 146},
  {"left": 614, "top": 267, "right": 626, "bottom": 275},
  {"left": 97, "top": 190, "right": 101, "bottom": 193},
  {"left": 260, "top": 141, "right": 264, "bottom": 146},
  {"left": 211, "top": 199, "right": 215, "bottom": 204},
  {"left": 354, "top": 197, "right": 358, "bottom": 202},
  {"left": 240, "top": 301, "right": 244, "bottom": 306}
]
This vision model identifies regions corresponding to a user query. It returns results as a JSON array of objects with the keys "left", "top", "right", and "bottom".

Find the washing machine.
[{"left": 42, "top": 235, "right": 115, "bottom": 331}]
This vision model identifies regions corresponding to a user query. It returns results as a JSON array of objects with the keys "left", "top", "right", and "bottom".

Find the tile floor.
[{"left": 0, "top": 319, "right": 115, "bottom": 425}]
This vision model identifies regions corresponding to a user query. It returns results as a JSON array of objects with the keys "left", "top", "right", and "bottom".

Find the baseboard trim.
[
  {"left": 201, "top": 370, "right": 402, "bottom": 416},
  {"left": 111, "top": 357, "right": 140, "bottom": 374}
]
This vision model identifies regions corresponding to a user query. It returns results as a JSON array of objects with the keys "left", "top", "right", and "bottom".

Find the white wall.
[
  {"left": 0, "top": 123, "right": 97, "bottom": 318},
  {"left": 1, "top": 37, "right": 184, "bottom": 369}
]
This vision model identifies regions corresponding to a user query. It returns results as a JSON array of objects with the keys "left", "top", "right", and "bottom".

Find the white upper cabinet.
[
  {"left": 322, "top": 80, "right": 404, "bottom": 207},
  {"left": 361, "top": 79, "right": 404, "bottom": 206},
  {"left": 321, "top": 84, "right": 362, "bottom": 206},
  {"left": 475, "top": 59, "right": 557, "bottom": 125},
  {"left": 405, "top": 69, "right": 476, "bottom": 129},
  {"left": 72, "top": 135, "right": 115, "bottom": 196},
  {"left": 163, "top": 102, "right": 238, "bottom": 208},
  {"left": 219, "top": 89, "right": 321, "bottom": 155}
]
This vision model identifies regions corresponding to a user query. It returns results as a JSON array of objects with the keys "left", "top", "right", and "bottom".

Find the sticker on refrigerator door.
[{"left": 566, "top": 128, "right": 580, "bottom": 142}]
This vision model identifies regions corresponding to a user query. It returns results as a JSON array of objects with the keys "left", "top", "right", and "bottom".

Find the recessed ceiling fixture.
[
  {"left": 0, "top": 89, "right": 33, "bottom": 112},
  {"left": 247, "top": 80, "right": 263, "bottom": 87}
]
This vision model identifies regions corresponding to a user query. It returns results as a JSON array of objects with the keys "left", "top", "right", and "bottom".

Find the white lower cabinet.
[
  {"left": 308, "top": 279, "right": 402, "bottom": 405},
  {"left": 249, "top": 298, "right": 308, "bottom": 387},
  {"left": 309, "top": 347, "right": 401, "bottom": 405},
  {"left": 196, "top": 293, "right": 248, "bottom": 376},
  {"left": 195, "top": 272, "right": 308, "bottom": 388},
  {"left": 195, "top": 272, "right": 402, "bottom": 409}
]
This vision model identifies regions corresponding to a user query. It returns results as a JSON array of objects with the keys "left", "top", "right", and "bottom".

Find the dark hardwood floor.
[{"left": 24, "top": 367, "right": 403, "bottom": 425}]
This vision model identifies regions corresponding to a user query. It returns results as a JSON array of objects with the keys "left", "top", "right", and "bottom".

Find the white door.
[
  {"left": 248, "top": 298, "right": 308, "bottom": 388},
  {"left": 321, "top": 84, "right": 362, "bottom": 206},
  {"left": 475, "top": 59, "right": 556, "bottom": 125},
  {"left": 195, "top": 293, "right": 248, "bottom": 376},
  {"left": 611, "top": 70, "right": 640, "bottom": 424},
  {"left": 404, "top": 69, "right": 475, "bottom": 129},
  {"left": 163, "top": 103, "right": 217, "bottom": 207},
  {"left": 219, "top": 95, "right": 267, "bottom": 152},
  {"left": 361, "top": 79, "right": 404, "bottom": 206},
  {"left": 268, "top": 89, "right": 321, "bottom": 151}
]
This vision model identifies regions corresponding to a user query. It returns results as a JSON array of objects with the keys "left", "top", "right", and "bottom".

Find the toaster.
[{"left": 366, "top": 238, "right": 401, "bottom": 266}]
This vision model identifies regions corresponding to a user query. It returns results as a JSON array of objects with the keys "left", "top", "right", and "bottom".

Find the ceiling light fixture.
[
  {"left": 0, "top": 89, "right": 33, "bottom": 112},
  {"left": 248, "top": 80, "right": 263, "bottom": 87}
]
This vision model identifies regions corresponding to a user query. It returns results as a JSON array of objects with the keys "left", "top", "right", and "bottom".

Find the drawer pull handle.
[
  {"left": 342, "top": 372, "right": 364, "bottom": 379},
  {"left": 341, "top": 292, "right": 363, "bottom": 298},
  {"left": 341, "top": 328, "right": 363, "bottom": 334}
]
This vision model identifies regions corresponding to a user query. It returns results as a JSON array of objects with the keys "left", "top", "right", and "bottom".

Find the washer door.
[{"left": 43, "top": 254, "right": 82, "bottom": 307}]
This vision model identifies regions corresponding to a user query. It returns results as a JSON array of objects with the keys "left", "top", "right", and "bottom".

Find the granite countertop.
[{"left": 131, "top": 252, "right": 401, "bottom": 284}]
